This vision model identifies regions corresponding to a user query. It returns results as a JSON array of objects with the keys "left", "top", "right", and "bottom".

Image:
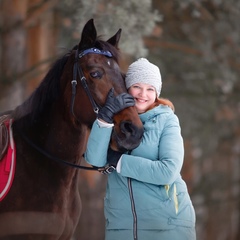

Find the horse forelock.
[
  {"left": 96, "top": 38, "right": 120, "bottom": 63},
  {"left": 13, "top": 53, "right": 70, "bottom": 123},
  {"left": 78, "top": 36, "right": 120, "bottom": 63}
]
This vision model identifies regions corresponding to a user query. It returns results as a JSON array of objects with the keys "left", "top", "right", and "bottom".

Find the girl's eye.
[{"left": 90, "top": 71, "right": 102, "bottom": 79}]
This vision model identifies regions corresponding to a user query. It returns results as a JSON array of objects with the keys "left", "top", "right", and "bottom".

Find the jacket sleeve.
[
  {"left": 85, "top": 120, "right": 113, "bottom": 167},
  {"left": 119, "top": 113, "right": 184, "bottom": 185}
]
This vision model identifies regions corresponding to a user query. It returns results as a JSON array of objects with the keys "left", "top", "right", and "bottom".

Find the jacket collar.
[{"left": 139, "top": 105, "right": 172, "bottom": 122}]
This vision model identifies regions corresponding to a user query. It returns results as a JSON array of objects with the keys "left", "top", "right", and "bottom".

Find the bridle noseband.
[{"left": 70, "top": 48, "right": 113, "bottom": 119}]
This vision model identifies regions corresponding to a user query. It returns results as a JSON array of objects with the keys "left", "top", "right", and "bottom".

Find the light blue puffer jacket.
[{"left": 85, "top": 105, "right": 196, "bottom": 239}]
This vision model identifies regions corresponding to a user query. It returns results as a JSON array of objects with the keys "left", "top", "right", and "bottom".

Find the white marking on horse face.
[{"left": 107, "top": 60, "right": 111, "bottom": 66}]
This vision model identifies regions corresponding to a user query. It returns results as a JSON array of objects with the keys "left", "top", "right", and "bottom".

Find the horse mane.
[{"left": 13, "top": 52, "right": 70, "bottom": 123}]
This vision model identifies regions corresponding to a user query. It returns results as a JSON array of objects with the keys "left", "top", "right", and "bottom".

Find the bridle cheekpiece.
[{"left": 70, "top": 48, "right": 113, "bottom": 118}]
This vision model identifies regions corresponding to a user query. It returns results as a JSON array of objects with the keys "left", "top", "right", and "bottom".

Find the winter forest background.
[{"left": 0, "top": 0, "right": 240, "bottom": 239}]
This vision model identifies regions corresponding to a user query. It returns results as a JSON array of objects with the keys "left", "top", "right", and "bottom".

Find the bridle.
[
  {"left": 18, "top": 47, "right": 116, "bottom": 174},
  {"left": 70, "top": 47, "right": 113, "bottom": 119}
]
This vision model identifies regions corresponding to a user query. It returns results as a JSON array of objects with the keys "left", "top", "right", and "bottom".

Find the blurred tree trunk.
[
  {"left": 0, "top": 0, "right": 59, "bottom": 112},
  {"left": 1, "top": 0, "right": 28, "bottom": 79},
  {"left": 26, "top": 0, "right": 59, "bottom": 93},
  {"left": 0, "top": 0, "right": 28, "bottom": 111}
]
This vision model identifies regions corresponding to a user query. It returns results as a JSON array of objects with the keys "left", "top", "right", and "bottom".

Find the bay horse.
[{"left": 0, "top": 19, "right": 143, "bottom": 239}]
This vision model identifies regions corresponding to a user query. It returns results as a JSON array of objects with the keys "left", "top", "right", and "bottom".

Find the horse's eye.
[{"left": 90, "top": 71, "right": 102, "bottom": 79}]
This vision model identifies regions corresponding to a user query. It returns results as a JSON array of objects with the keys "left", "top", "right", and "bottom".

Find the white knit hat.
[{"left": 125, "top": 58, "right": 162, "bottom": 96}]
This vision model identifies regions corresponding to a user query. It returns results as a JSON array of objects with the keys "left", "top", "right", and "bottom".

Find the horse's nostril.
[
  {"left": 120, "top": 121, "right": 143, "bottom": 140},
  {"left": 117, "top": 121, "right": 143, "bottom": 150},
  {"left": 121, "top": 121, "right": 134, "bottom": 134}
]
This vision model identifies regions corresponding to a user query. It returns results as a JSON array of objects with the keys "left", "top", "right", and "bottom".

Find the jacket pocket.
[
  {"left": 168, "top": 203, "right": 196, "bottom": 228},
  {"left": 168, "top": 185, "right": 196, "bottom": 228}
]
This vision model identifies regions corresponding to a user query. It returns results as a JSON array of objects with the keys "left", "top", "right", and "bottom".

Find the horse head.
[{"left": 62, "top": 19, "right": 144, "bottom": 152}]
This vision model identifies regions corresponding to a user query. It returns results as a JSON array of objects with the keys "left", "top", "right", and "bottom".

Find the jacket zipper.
[{"left": 128, "top": 178, "right": 138, "bottom": 240}]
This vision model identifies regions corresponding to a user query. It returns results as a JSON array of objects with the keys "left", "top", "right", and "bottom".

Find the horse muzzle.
[{"left": 111, "top": 120, "right": 144, "bottom": 152}]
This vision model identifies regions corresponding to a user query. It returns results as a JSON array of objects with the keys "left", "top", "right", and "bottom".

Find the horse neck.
[
  {"left": 15, "top": 110, "right": 90, "bottom": 164},
  {"left": 44, "top": 113, "right": 90, "bottom": 161}
]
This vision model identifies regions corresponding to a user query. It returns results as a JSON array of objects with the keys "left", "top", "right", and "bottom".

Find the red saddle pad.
[{"left": 0, "top": 119, "right": 16, "bottom": 201}]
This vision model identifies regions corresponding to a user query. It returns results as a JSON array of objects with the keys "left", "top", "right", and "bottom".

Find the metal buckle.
[{"left": 99, "top": 165, "right": 116, "bottom": 174}]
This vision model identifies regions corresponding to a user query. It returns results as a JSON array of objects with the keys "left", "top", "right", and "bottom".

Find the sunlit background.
[{"left": 0, "top": 0, "right": 240, "bottom": 239}]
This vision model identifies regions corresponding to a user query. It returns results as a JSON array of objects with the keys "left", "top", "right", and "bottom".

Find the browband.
[{"left": 78, "top": 48, "right": 113, "bottom": 58}]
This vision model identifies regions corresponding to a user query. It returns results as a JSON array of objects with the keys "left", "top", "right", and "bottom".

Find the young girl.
[{"left": 85, "top": 58, "right": 196, "bottom": 240}]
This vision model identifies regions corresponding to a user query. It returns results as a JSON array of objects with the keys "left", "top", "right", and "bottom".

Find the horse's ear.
[
  {"left": 107, "top": 29, "right": 122, "bottom": 48},
  {"left": 78, "top": 19, "right": 97, "bottom": 50}
]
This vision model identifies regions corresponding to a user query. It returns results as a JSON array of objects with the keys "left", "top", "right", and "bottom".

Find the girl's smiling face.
[{"left": 128, "top": 83, "right": 157, "bottom": 113}]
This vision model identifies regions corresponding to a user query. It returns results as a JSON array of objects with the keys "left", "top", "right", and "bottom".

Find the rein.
[
  {"left": 19, "top": 129, "right": 114, "bottom": 174},
  {"left": 19, "top": 130, "right": 102, "bottom": 171}
]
